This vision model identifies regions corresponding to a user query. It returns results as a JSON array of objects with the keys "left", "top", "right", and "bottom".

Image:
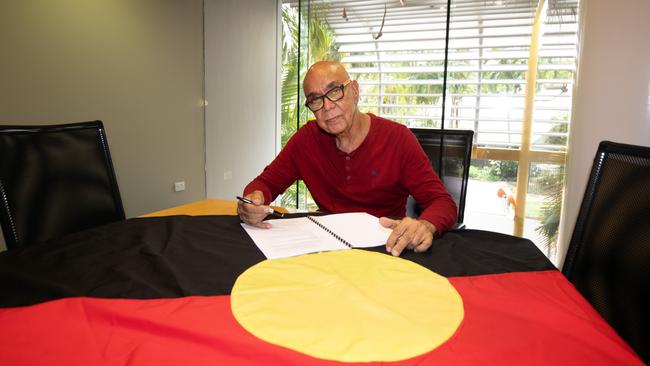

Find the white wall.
[
  {"left": 0, "top": 0, "right": 206, "bottom": 251},
  {"left": 204, "top": 0, "right": 278, "bottom": 200},
  {"left": 557, "top": 0, "right": 650, "bottom": 267}
]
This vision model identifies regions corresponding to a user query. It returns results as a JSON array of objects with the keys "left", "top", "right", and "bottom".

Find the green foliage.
[
  {"left": 534, "top": 166, "right": 564, "bottom": 257},
  {"left": 534, "top": 116, "right": 569, "bottom": 148},
  {"left": 482, "top": 57, "right": 527, "bottom": 94},
  {"left": 528, "top": 122, "right": 568, "bottom": 256},
  {"left": 469, "top": 160, "right": 518, "bottom": 181},
  {"left": 280, "top": 5, "right": 341, "bottom": 147},
  {"left": 279, "top": 4, "right": 340, "bottom": 209},
  {"left": 306, "top": 6, "right": 340, "bottom": 62}
]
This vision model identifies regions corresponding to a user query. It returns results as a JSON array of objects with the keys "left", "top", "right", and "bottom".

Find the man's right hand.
[{"left": 237, "top": 190, "right": 273, "bottom": 229}]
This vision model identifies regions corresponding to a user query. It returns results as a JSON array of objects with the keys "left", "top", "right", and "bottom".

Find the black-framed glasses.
[{"left": 304, "top": 80, "right": 352, "bottom": 112}]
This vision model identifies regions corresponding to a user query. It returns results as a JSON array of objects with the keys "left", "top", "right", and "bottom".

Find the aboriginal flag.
[{"left": 0, "top": 215, "right": 642, "bottom": 365}]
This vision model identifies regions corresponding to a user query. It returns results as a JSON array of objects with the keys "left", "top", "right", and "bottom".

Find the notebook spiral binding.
[{"left": 306, "top": 216, "right": 353, "bottom": 248}]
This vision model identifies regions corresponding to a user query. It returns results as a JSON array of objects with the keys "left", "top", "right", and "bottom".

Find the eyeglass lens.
[{"left": 307, "top": 84, "right": 345, "bottom": 111}]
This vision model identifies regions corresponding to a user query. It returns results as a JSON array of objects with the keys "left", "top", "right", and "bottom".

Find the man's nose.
[{"left": 323, "top": 96, "right": 337, "bottom": 110}]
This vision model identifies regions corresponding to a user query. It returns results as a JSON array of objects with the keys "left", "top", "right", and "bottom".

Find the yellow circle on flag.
[{"left": 231, "top": 250, "right": 464, "bottom": 362}]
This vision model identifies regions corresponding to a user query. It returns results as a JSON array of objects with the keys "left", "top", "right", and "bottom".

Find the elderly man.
[{"left": 238, "top": 61, "right": 456, "bottom": 256}]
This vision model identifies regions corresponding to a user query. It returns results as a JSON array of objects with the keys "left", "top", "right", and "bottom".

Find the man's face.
[{"left": 303, "top": 67, "right": 358, "bottom": 136}]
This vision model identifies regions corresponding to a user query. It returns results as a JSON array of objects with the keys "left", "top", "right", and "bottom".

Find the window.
[{"left": 280, "top": 0, "right": 579, "bottom": 263}]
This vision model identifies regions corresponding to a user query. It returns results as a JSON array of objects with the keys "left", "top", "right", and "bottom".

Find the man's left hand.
[{"left": 379, "top": 217, "right": 437, "bottom": 257}]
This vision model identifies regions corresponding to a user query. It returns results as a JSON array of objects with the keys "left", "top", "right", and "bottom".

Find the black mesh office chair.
[
  {"left": 0, "top": 121, "right": 125, "bottom": 249},
  {"left": 562, "top": 141, "right": 650, "bottom": 363},
  {"left": 406, "top": 129, "right": 474, "bottom": 228}
]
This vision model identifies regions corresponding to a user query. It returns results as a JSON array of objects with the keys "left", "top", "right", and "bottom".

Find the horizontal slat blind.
[{"left": 283, "top": 0, "right": 579, "bottom": 152}]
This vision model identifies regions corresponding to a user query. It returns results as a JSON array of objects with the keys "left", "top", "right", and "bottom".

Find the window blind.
[{"left": 283, "top": 0, "right": 579, "bottom": 152}]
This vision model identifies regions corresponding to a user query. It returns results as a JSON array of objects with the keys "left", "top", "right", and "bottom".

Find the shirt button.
[
  {"left": 345, "top": 156, "right": 350, "bottom": 161},
  {"left": 346, "top": 176, "right": 351, "bottom": 180}
]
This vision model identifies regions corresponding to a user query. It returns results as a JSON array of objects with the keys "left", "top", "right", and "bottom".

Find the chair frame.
[
  {"left": 561, "top": 140, "right": 650, "bottom": 363},
  {"left": 409, "top": 128, "right": 474, "bottom": 225},
  {"left": 0, "top": 121, "right": 125, "bottom": 249},
  {"left": 562, "top": 140, "right": 650, "bottom": 278}
]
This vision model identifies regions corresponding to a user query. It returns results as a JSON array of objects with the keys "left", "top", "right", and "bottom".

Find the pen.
[{"left": 236, "top": 196, "right": 285, "bottom": 218}]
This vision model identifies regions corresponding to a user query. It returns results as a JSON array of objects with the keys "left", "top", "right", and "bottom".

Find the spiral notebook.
[{"left": 241, "top": 212, "right": 392, "bottom": 259}]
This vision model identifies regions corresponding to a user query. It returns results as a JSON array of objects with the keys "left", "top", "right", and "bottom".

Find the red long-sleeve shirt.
[{"left": 244, "top": 114, "right": 457, "bottom": 234}]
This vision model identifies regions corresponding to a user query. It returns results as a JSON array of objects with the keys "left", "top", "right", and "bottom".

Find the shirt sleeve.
[
  {"left": 243, "top": 129, "right": 304, "bottom": 205},
  {"left": 399, "top": 128, "right": 458, "bottom": 234}
]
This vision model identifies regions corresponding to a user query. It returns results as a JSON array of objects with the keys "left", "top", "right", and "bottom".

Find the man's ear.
[{"left": 352, "top": 80, "right": 360, "bottom": 102}]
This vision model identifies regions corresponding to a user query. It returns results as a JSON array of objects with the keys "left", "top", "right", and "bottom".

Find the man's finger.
[
  {"left": 384, "top": 219, "right": 404, "bottom": 252},
  {"left": 391, "top": 226, "right": 415, "bottom": 256},
  {"left": 239, "top": 196, "right": 273, "bottom": 216},
  {"left": 390, "top": 234, "right": 410, "bottom": 256},
  {"left": 239, "top": 209, "right": 272, "bottom": 228},
  {"left": 410, "top": 229, "right": 432, "bottom": 252},
  {"left": 247, "top": 192, "right": 265, "bottom": 205},
  {"left": 390, "top": 217, "right": 431, "bottom": 256},
  {"left": 252, "top": 221, "right": 272, "bottom": 229},
  {"left": 389, "top": 219, "right": 416, "bottom": 256},
  {"left": 238, "top": 190, "right": 274, "bottom": 228},
  {"left": 412, "top": 240, "right": 432, "bottom": 253},
  {"left": 411, "top": 220, "right": 435, "bottom": 252},
  {"left": 411, "top": 223, "right": 429, "bottom": 243},
  {"left": 379, "top": 217, "right": 397, "bottom": 229}
]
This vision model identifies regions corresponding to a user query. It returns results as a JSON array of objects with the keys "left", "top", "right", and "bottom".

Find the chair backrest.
[
  {"left": 0, "top": 121, "right": 125, "bottom": 249},
  {"left": 562, "top": 140, "right": 650, "bottom": 363},
  {"left": 407, "top": 128, "right": 474, "bottom": 225}
]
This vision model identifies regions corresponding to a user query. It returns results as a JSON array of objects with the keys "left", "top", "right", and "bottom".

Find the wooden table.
[{"left": 141, "top": 198, "right": 288, "bottom": 217}]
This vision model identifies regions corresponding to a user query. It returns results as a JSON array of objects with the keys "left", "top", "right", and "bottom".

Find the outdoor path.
[{"left": 463, "top": 179, "right": 555, "bottom": 262}]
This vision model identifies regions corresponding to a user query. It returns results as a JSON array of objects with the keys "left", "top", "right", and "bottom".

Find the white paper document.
[{"left": 241, "top": 212, "right": 392, "bottom": 259}]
